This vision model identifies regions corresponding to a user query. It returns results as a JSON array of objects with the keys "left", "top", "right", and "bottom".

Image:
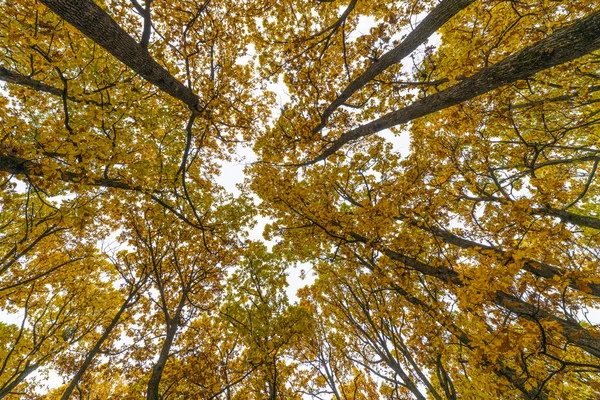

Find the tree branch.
[
  {"left": 39, "top": 0, "right": 199, "bottom": 108},
  {"left": 313, "top": 0, "right": 475, "bottom": 132},
  {"left": 306, "top": 10, "right": 600, "bottom": 164}
]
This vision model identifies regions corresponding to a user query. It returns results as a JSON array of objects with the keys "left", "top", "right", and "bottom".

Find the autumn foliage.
[{"left": 1, "top": 0, "right": 600, "bottom": 398}]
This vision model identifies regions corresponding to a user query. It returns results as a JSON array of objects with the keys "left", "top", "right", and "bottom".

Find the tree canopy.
[{"left": 1, "top": 0, "right": 600, "bottom": 398}]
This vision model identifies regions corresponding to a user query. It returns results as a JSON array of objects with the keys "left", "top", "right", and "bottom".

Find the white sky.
[{"left": 3, "top": 5, "right": 600, "bottom": 396}]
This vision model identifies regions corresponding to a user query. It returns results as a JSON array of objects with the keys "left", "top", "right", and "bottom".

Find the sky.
[
  {"left": 215, "top": 12, "right": 424, "bottom": 301},
  {"left": 3, "top": 5, "right": 600, "bottom": 395}
]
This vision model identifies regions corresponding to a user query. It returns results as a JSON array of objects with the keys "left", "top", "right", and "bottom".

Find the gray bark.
[
  {"left": 0, "top": 67, "right": 64, "bottom": 97},
  {"left": 351, "top": 232, "right": 600, "bottom": 359},
  {"left": 308, "top": 10, "right": 600, "bottom": 164},
  {"left": 61, "top": 287, "right": 142, "bottom": 400},
  {"left": 399, "top": 219, "right": 600, "bottom": 297},
  {"left": 314, "top": 0, "right": 475, "bottom": 132},
  {"left": 536, "top": 207, "right": 600, "bottom": 230},
  {"left": 39, "top": 0, "right": 199, "bottom": 108}
]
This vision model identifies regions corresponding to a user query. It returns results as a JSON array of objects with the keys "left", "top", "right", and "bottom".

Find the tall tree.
[{"left": 1, "top": 0, "right": 600, "bottom": 398}]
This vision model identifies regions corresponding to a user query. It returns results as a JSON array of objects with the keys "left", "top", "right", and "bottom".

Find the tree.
[{"left": 1, "top": 0, "right": 600, "bottom": 398}]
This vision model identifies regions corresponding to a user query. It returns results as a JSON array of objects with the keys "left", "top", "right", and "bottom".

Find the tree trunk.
[
  {"left": 315, "top": 0, "right": 475, "bottom": 131},
  {"left": 1, "top": 67, "right": 64, "bottom": 97},
  {"left": 309, "top": 10, "right": 600, "bottom": 163},
  {"left": 61, "top": 288, "right": 141, "bottom": 400},
  {"left": 146, "top": 321, "right": 178, "bottom": 400},
  {"left": 397, "top": 217, "right": 600, "bottom": 297},
  {"left": 39, "top": 0, "right": 199, "bottom": 109},
  {"left": 0, "top": 363, "right": 39, "bottom": 398},
  {"left": 353, "top": 232, "right": 600, "bottom": 359}
]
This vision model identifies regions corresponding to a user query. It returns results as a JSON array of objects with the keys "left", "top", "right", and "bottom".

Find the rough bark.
[
  {"left": 0, "top": 154, "right": 208, "bottom": 230},
  {"left": 389, "top": 247, "right": 600, "bottom": 359},
  {"left": 39, "top": 0, "right": 199, "bottom": 108},
  {"left": 0, "top": 67, "right": 64, "bottom": 97},
  {"left": 0, "top": 363, "right": 40, "bottom": 398},
  {"left": 314, "top": 0, "right": 474, "bottom": 132},
  {"left": 536, "top": 207, "right": 600, "bottom": 230},
  {"left": 0, "top": 154, "right": 142, "bottom": 191},
  {"left": 398, "top": 218, "right": 600, "bottom": 298},
  {"left": 308, "top": 10, "right": 600, "bottom": 164},
  {"left": 0, "top": 66, "right": 109, "bottom": 105},
  {"left": 351, "top": 232, "right": 600, "bottom": 359}
]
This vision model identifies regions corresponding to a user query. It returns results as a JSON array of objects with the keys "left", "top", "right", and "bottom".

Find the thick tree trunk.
[
  {"left": 536, "top": 207, "right": 600, "bottom": 230},
  {"left": 315, "top": 0, "right": 475, "bottom": 132},
  {"left": 0, "top": 154, "right": 142, "bottom": 191},
  {"left": 0, "top": 154, "right": 205, "bottom": 229},
  {"left": 0, "top": 363, "right": 39, "bottom": 398},
  {"left": 309, "top": 10, "right": 600, "bottom": 163},
  {"left": 355, "top": 251, "right": 548, "bottom": 399},
  {"left": 387, "top": 247, "right": 600, "bottom": 359},
  {"left": 0, "top": 67, "right": 107, "bottom": 105},
  {"left": 39, "top": 0, "right": 199, "bottom": 109}
]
